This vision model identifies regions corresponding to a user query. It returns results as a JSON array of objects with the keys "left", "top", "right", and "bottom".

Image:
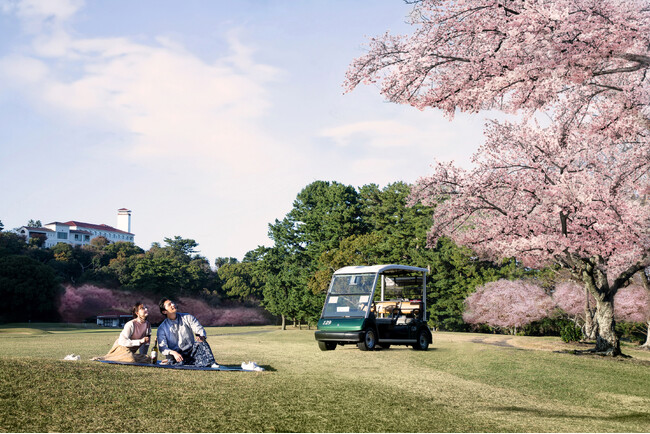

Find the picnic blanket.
[{"left": 96, "top": 359, "right": 263, "bottom": 371}]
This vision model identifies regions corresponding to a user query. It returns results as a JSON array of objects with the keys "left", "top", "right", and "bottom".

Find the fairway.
[{"left": 1, "top": 325, "right": 649, "bottom": 432}]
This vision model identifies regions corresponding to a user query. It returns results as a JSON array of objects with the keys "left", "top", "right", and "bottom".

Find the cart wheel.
[
  {"left": 357, "top": 328, "right": 377, "bottom": 351},
  {"left": 318, "top": 341, "right": 337, "bottom": 351},
  {"left": 413, "top": 328, "right": 430, "bottom": 351}
]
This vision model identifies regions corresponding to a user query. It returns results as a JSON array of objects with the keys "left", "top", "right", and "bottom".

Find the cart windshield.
[{"left": 322, "top": 273, "right": 376, "bottom": 318}]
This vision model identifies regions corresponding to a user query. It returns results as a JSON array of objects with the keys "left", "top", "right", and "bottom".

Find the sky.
[{"left": 0, "top": 0, "right": 489, "bottom": 263}]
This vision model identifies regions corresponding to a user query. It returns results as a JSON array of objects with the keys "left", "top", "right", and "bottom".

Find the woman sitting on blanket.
[{"left": 96, "top": 301, "right": 152, "bottom": 363}]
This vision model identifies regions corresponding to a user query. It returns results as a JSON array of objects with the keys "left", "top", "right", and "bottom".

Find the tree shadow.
[
  {"left": 491, "top": 406, "right": 650, "bottom": 423},
  {"left": 554, "top": 350, "right": 650, "bottom": 366}
]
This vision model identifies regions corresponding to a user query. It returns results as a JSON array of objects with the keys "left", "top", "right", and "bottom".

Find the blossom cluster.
[
  {"left": 346, "top": 0, "right": 649, "bottom": 136},
  {"left": 409, "top": 120, "right": 650, "bottom": 277},
  {"left": 464, "top": 279, "right": 650, "bottom": 329}
]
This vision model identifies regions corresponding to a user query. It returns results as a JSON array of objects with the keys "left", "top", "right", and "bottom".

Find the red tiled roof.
[{"left": 63, "top": 221, "right": 133, "bottom": 235}]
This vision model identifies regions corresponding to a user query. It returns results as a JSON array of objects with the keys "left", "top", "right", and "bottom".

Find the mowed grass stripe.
[{"left": 0, "top": 326, "right": 649, "bottom": 432}]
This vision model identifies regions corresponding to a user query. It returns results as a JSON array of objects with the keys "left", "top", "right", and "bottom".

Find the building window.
[
  {"left": 84, "top": 235, "right": 90, "bottom": 241},
  {"left": 57, "top": 232, "right": 68, "bottom": 240},
  {"left": 74, "top": 234, "right": 79, "bottom": 240}
]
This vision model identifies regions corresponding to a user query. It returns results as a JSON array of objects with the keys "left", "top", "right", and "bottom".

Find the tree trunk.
[
  {"left": 583, "top": 306, "right": 598, "bottom": 341},
  {"left": 577, "top": 260, "right": 623, "bottom": 356},
  {"left": 643, "top": 321, "right": 650, "bottom": 348},
  {"left": 593, "top": 295, "right": 622, "bottom": 356},
  {"left": 582, "top": 285, "right": 598, "bottom": 340},
  {"left": 281, "top": 315, "right": 286, "bottom": 331}
]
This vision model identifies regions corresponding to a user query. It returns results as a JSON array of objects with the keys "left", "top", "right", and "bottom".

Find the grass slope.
[{"left": 0, "top": 325, "right": 649, "bottom": 432}]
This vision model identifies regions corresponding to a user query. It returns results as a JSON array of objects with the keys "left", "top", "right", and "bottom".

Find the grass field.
[{"left": 0, "top": 324, "right": 649, "bottom": 432}]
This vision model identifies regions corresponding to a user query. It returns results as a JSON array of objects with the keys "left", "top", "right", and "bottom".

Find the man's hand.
[
  {"left": 170, "top": 350, "right": 183, "bottom": 362},
  {"left": 196, "top": 335, "right": 205, "bottom": 343},
  {"left": 142, "top": 336, "right": 150, "bottom": 344}
]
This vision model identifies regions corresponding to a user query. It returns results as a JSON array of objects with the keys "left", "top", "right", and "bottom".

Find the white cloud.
[
  {"left": 1, "top": 0, "right": 82, "bottom": 57},
  {"left": 0, "top": 3, "right": 290, "bottom": 177},
  {"left": 321, "top": 120, "right": 418, "bottom": 149},
  {"left": 319, "top": 111, "right": 487, "bottom": 173},
  {"left": 0, "top": 54, "right": 48, "bottom": 83},
  {"left": 1, "top": 0, "right": 83, "bottom": 21}
]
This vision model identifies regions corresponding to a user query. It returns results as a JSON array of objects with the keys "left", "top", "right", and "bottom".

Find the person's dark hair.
[
  {"left": 159, "top": 298, "right": 171, "bottom": 315},
  {"left": 131, "top": 301, "right": 144, "bottom": 318}
]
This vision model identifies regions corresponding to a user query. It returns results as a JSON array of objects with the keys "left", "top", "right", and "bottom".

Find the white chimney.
[{"left": 117, "top": 208, "right": 132, "bottom": 233}]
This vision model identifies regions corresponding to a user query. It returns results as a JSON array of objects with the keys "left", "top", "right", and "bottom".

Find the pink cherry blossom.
[
  {"left": 614, "top": 285, "right": 650, "bottom": 324},
  {"left": 553, "top": 281, "right": 595, "bottom": 318},
  {"left": 614, "top": 284, "right": 650, "bottom": 346},
  {"left": 463, "top": 279, "right": 556, "bottom": 333}
]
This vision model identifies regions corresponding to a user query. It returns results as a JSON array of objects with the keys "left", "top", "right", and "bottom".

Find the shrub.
[{"left": 560, "top": 324, "right": 582, "bottom": 343}]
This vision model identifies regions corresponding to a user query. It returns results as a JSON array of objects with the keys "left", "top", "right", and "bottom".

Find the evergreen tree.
[{"left": 0, "top": 255, "right": 61, "bottom": 322}]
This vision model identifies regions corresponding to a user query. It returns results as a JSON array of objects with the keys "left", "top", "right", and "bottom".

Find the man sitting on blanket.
[{"left": 157, "top": 298, "right": 218, "bottom": 367}]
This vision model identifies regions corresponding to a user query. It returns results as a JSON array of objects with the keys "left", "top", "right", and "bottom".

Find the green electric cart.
[{"left": 314, "top": 264, "right": 432, "bottom": 351}]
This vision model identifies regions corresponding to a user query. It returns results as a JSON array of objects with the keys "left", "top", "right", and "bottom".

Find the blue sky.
[{"left": 0, "top": 0, "right": 487, "bottom": 262}]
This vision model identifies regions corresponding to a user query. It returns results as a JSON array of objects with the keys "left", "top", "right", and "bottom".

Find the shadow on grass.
[
  {"left": 213, "top": 329, "right": 276, "bottom": 337},
  {"left": 260, "top": 365, "right": 276, "bottom": 372},
  {"left": 491, "top": 406, "right": 650, "bottom": 423},
  {"left": 93, "top": 359, "right": 276, "bottom": 372},
  {"left": 554, "top": 350, "right": 650, "bottom": 366},
  {"left": 470, "top": 338, "right": 527, "bottom": 351}
]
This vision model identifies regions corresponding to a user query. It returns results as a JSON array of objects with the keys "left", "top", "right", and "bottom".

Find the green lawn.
[{"left": 0, "top": 324, "right": 649, "bottom": 432}]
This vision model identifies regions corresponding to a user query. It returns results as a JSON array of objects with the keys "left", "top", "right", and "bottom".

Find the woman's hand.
[
  {"left": 170, "top": 350, "right": 183, "bottom": 362},
  {"left": 142, "top": 336, "right": 150, "bottom": 344}
]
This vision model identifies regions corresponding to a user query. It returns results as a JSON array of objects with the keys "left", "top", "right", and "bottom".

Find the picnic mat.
[{"left": 96, "top": 360, "right": 259, "bottom": 371}]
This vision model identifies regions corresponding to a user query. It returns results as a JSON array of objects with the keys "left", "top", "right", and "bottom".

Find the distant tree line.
[{"left": 0, "top": 181, "right": 533, "bottom": 327}]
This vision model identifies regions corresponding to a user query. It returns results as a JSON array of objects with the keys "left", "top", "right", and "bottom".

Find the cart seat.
[{"left": 373, "top": 301, "right": 423, "bottom": 318}]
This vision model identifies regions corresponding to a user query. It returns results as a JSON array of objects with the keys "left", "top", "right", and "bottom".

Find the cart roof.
[{"left": 333, "top": 264, "right": 428, "bottom": 275}]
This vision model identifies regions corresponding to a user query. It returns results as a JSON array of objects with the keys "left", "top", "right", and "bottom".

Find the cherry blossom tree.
[
  {"left": 346, "top": 0, "right": 650, "bottom": 356},
  {"left": 463, "top": 279, "right": 555, "bottom": 334},
  {"left": 614, "top": 284, "right": 650, "bottom": 348},
  {"left": 408, "top": 120, "right": 650, "bottom": 355},
  {"left": 553, "top": 281, "right": 598, "bottom": 339}
]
